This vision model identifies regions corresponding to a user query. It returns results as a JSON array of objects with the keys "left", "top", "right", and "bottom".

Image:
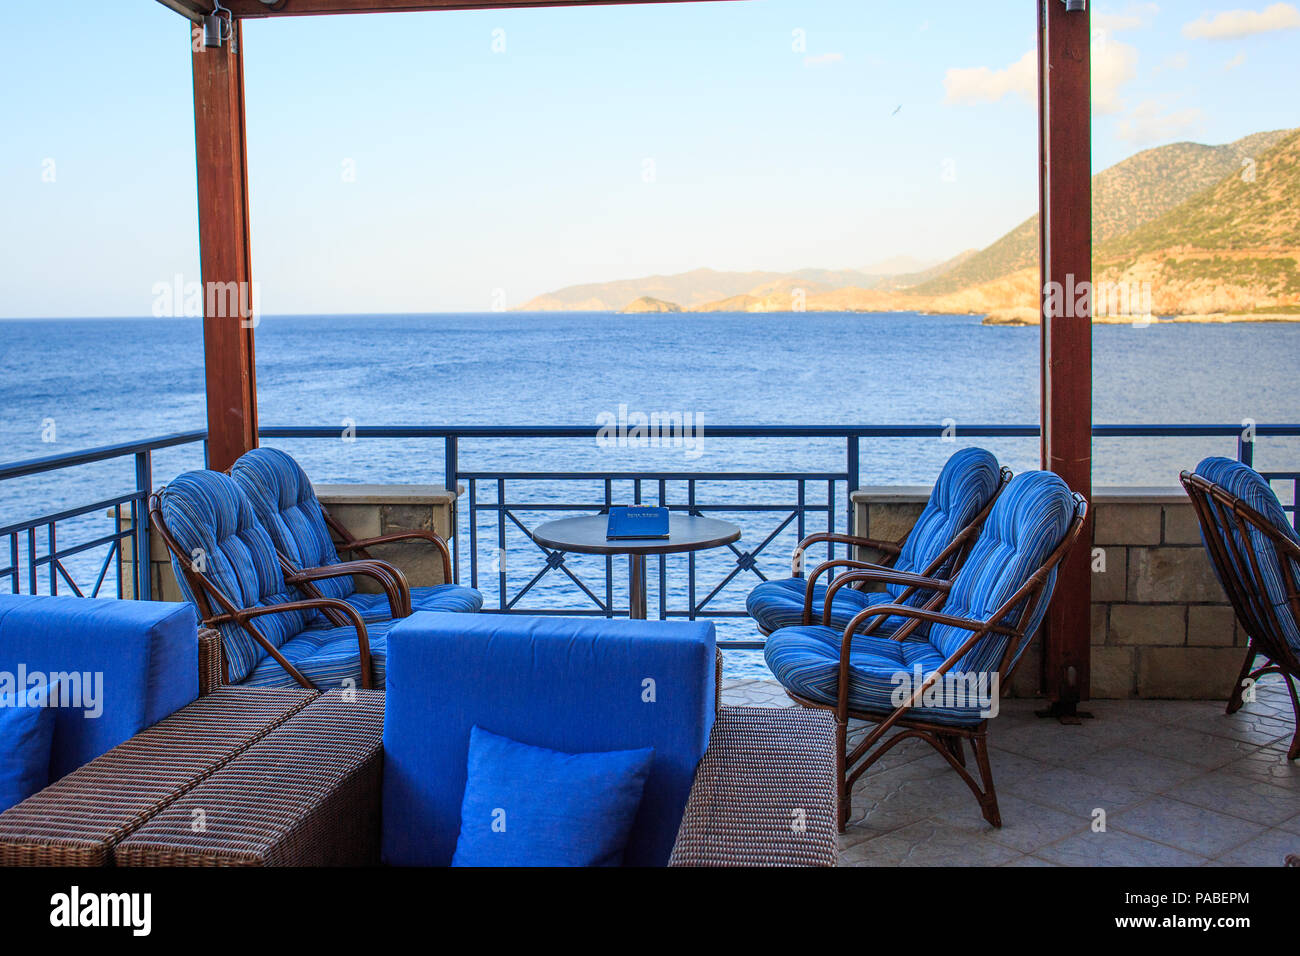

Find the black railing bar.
[
  {"left": 0, "top": 493, "right": 144, "bottom": 536},
  {"left": 23, "top": 529, "right": 134, "bottom": 565},
  {"left": 457, "top": 471, "right": 847, "bottom": 482},
  {"left": 91, "top": 540, "right": 118, "bottom": 598},
  {"left": 5, "top": 423, "right": 1297, "bottom": 481},
  {"left": 258, "top": 423, "right": 1300, "bottom": 440},
  {"left": 53, "top": 559, "right": 84, "bottom": 598},
  {"left": 471, "top": 502, "right": 836, "bottom": 514},
  {"left": 0, "top": 431, "right": 205, "bottom": 481}
]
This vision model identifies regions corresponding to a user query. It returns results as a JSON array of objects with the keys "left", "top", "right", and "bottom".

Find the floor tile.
[
  {"left": 1110, "top": 796, "right": 1268, "bottom": 859},
  {"left": 1035, "top": 828, "right": 1207, "bottom": 867}
]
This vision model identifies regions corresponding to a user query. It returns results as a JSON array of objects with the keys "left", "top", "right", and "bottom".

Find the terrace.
[{"left": 1, "top": 0, "right": 1298, "bottom": 875}]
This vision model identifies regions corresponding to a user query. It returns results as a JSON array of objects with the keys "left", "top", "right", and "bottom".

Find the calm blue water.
[{"left": 2, "top": 312, "right": 1297, "bottom": 677}]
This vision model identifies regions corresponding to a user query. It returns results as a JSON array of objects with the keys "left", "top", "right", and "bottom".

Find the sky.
[{"left": 1, "top": 0, "right": 1297, "bottom": 316}]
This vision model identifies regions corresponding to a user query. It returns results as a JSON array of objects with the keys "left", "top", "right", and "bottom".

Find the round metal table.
[{"left": 531, "top": 514, "right": 742, "bottom": 619}]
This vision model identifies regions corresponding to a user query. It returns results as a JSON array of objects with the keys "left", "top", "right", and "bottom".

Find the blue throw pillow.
[
  {"left": 451, "top": 726, "right": 653, "bottom": 867},
  {"left": 0, "top": 679, "right": 62, "bottom": 814}
]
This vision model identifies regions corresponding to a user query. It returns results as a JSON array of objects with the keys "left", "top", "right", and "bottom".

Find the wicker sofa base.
[
  {"left": 670, "top": 706, "right": 839, "bottom": 867},
  {"left": 116, "top": 689, "right": 385, "bottom": 867},
  {"left": 0, "top": 687, "right": 317, "bottom": 866}
]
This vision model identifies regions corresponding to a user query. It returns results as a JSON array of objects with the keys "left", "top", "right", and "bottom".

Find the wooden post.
[
  {"left": 1038, "top": 1, "right": 1093, "bottom": 715},
  {"left": 191, "top": 19, "right": 258, "bottom": 472}
]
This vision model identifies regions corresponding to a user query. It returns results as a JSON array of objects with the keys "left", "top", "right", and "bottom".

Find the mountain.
[
  {"left": 912, "top": 128, "right": 1295, "bottom": 295},
  {"left": 515, "top": 128, "right": 1299, "bottom": 319}
]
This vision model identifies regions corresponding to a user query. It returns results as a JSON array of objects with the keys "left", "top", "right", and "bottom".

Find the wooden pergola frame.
[{"left": 167, "top": 0, "right": 1093, "bottom": 710}]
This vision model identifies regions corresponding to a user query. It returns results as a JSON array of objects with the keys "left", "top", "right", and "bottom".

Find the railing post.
[
  {"left": 444, "top": 436, "right": 459, "bottom": 583},
  {"left": 1237, "top": 432, "right": 1255, "bottom": 468},
  {"left": 134, "top": 450, "right": 153, "bottom": 601},
  {"left": 846, "top": 434, "right": 860, "bottom": 535}
]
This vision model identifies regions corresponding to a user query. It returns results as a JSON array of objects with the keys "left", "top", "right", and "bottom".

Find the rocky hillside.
[{"left": 913, "top": 128, "right": 1294, "bottom": 295}]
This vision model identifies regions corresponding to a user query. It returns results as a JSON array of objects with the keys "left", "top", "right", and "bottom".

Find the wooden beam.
[
  {"left": 223, "top": 0, "right": 740, "bottom": 17},
  {"left": 192, "top": 19, "right": 259, "bottom": 472},
  {"left": 1038, "top": 0, "right": 1093, "bottom": 712}
]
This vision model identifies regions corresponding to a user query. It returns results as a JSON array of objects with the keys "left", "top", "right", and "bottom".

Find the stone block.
[
  {"left": 1091, "top": 646, "right": 1137, "bottom": 698},
  {"left": 1094, "top": 503, "right": 1162, "bottom": 546},
  {"left": 1108, "top": 604, "right": 1185, "bottom": 647},
  {"left": 1136, "top": 646, "right": 1245, "bottom": 699},
  {"left": 1127, "top": 547, "right": 1225, "bottom": 603},
  {"left": 1187, "top": 604, "right": 1236, "bottom": 647},
  {"left": 1162, "top": 504, "right": 1203, "bottom": 545}
]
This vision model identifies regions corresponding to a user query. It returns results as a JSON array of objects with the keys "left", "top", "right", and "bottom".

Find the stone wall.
[
  {"left": 852, "top": 487, "right": 1244, "bottom": 700},
  {"left": 120, "top": 484, "right": 460, "bottom": 602}
]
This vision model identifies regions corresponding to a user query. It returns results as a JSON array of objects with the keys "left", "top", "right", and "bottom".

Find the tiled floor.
[{"left": 720, "top": 675, "right": 1300, "bottom": 866}]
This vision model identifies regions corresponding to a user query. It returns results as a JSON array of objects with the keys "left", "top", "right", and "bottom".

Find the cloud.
[
  {"left": 945, "top": 34, "right": 1136, "bottom": 113},
  {"left": 803, "top": 52, "right": 844, "bottom": 68},
  {"left": 1182, "top": 2, "right": 1300, "bottom": 38},
  {"left": 1092, "top": 38, "right": 1140, "bottom": 113},
  {"left": 1225, "top": 51, "right": 1248, "bottom": 69},
  {"left": 1155, "top": 51, "right": 1190, "bottom": 72},
  {"left": 1116, "top": 99, "right": 1206, "bottom": 144},
  {"left": 944, "top": 50, "right": 1036, "bottom": 105}
]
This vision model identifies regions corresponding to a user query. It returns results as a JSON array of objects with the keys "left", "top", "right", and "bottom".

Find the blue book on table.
[{"left": 606, "top": 506, "right": 670, "bottom": 540}]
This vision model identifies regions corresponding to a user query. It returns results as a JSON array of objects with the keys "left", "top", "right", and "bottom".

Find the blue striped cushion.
[
  {"left": 927, "top": 471, "right": 1075, "bottom": 674},
  {"left": 888, "top": 447, "right": 1003, "bottom": 595},
  {"left": 159, "top": 471, "right": 310, "bottom": 684},
  {"left": 346, "top": 584, "right": 485, "bottom": 621},
  {"left": 746, "top": 447, "right": 1001, "bottom": 636},
  {"left": 241, "top": 617, "right": 396, "bottom": 689},
  {"left": 745, "top": 579, "right": 891, "bottom": 634},
  {"left": 763, "top": 625, "right": 986, "bottom": 726},
  {"left": 1194, "top": 457, "right": 1300, "bottom": 652},
  {"left": 231, "top": 448, "right": 355, "bottom": 604}
]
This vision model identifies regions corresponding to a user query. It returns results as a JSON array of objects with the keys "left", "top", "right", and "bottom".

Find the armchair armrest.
[
  {"left": 823, "top": 570, "right": 952, "bottom": 629},
  {"left": 340, "top": 529, "right": 453, "bottom": 584},
  {"left": 285, "top": 559, "right": 413, "bottom": 618},
  {"left": 792, "top": 532, "right": 900, "bottom": 575},
  {"left": 670, "top": 706, "right": 839, "bottom": 867},
  {"left": 799, "top": 558, "right": 908, "bottom": 625}
]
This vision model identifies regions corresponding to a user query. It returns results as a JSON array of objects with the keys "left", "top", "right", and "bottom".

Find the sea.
[{"left": 2, "top": 311, "right": 1297, "bottom": 678}]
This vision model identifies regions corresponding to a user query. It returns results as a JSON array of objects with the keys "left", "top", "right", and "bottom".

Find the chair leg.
[
  {"left": 1283, "top": 674, "right": 1300, "bottom": 761},
  {"left": 970, "top": 733, "right": 1001, "bottom": 828},
  {"left": 943, "top": 734, "right": 966, "bottom": 768},
  {"left": 835, "top": 716, "right": 850, "bottom": 833},
  {"left": 1226, "top": 643, "right": 1257, "bottom": 714}
]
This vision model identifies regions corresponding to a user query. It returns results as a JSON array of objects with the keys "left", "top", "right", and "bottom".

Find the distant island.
[
  {"left": 621, "top": 296, "right": 682, "bottom": 313},
  {"left": 516, "top": 128, "right": 1300, "bottom": 323}
]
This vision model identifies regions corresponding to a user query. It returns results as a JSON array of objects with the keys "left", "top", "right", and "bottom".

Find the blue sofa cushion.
[
  {"left": 383, "top": 612, "right": 715, "bottom": 867},
  {"left": 1194, "top": 457, "right": 1300, "bottom": 653},
  {"left": 0, "top": 679, "right": 62, "bottom": 813},
  {"left": 450, "top": 725, "right": 653, "bottom": 867},
  {"left": 0, "top": 595, "right": 199, "bottom": 779},
  {"left": 231, "top": 448, "right": 355, "bottom": 604},
  {"left": 158, "top": 470, "right": 311, "bottom": 683}
]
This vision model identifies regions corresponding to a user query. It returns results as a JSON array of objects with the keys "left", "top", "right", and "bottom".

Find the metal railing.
[{"left": 2, "top": 424, "right": 1297, "bottom": 649}]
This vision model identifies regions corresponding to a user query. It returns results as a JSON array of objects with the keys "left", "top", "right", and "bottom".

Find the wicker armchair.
[
  {"left": 1182, "top": 457, "right": 1300, "bottom": 759},
  {"left": 766, "top": 471, "right": 1088, "bottom": 830}
]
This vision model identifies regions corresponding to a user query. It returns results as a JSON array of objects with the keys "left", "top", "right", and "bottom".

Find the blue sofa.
[
  {"left": 382, "top": 612, "right": 718, "bottom": 867},
  {"left": 0, "top": 595, "right": 199, "bottom": 786}
]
